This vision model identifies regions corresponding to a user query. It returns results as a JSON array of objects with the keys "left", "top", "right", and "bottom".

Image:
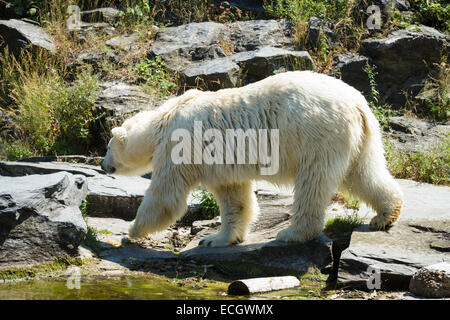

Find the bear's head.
[{"left": 101, "top": 117, "right": 156, "bottom": 176}]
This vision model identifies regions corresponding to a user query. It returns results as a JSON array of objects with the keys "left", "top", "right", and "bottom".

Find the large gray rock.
[
  {"left": 179, "top": 46, "right": 315, "bottom": 90},
  {"left": 0, "top": 172, "right": 88, "bottom": 269},
  {"left": 0, "top": 161, "right": 150, "bottom": 221},
  {"left": 150, "top": 22, "right": 228, "bottom": 67},
  {"left": 337, "top": 179, "right": 450, "bottom": 290},
  {"left": 0, "top": 161, "right": 202, "bottom": 222},
  {"left": 150, "top": 20, "right": 312, "bottom": 90},
  {"left": 227, "top": 19, "right": 295, "bottom": 52},
  {"left": 0, "top": 19, "right": 56, "bottom": 55},
  {"left": 409, "top": 262, "right": 450, "bottom": 298},
  {"left": 385, "top": 116, "right": 450, "bottom": 153},
  {"left": 360, "top": 26, "right": 449, "bottom": 106},
  {"left": 329, "top": 53, "right": 370, "bottom": 97},
  {"left": 180, "top": 58, "right": 240, "bottom": 90},
  {"left": 95, "top": 81, "right": 153, "bottom": 127},
  {"left": 232, "top": 46, "right": 315, "bottom": 84},
  {"left": 306, "top": 17, "right": 336, "bottom": 48}
]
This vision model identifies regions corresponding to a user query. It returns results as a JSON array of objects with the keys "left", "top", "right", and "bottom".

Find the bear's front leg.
[
  {"left": 199, "top": 182, "right": 258, "bottom": 247},
  {"left": 128, "top": 171, "right": 189, "bottom": 239}
]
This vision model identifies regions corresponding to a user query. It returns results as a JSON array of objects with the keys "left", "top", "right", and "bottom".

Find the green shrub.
[
  {"left": 134, "top": 56, "right": 175, "bottom": 97},
  {"left": 325, "top": 212, "right": 365, "bottom": 235},
  {"left": 409, "top": 0, "right": 450, "bottom": 33},
  {"left": 2, "top": 141, "right": 33, "bottom": 161},
  {"left": 263, "top": 0, "right": 354, "bottom": 22},
  {"left": 385, "top": 136, "right": 450, "bottom": 185},
  {"left": 10, "top": 71, "right": 100, "bottom": 156},
  {"left": 363, "top": 62, "right": 400, "bottom": 126},
  {"left": 117, "top": 0, "right": 155, "bottom": 28},
  {"left": 192, "top": 188, "right": 220, "bottom": 220}
]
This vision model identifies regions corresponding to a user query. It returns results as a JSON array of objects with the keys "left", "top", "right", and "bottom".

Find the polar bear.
[{"left": 101, "top": 71, "right": 403, "bottom": 247}]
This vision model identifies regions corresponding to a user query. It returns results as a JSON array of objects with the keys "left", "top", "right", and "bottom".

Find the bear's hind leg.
[
  {"left": 343, "top": 161, "right": 403, "bottom": 230},
  {"left": 199, "top": 181, "right": 258, "bottom": 247}
]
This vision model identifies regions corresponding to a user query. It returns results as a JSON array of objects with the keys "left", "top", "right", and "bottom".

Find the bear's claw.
[
  {"left": 198, "top": 233, "right": 243, "bottom": 247},
  {"left": 369, "top": 202, "right": 402, "bottom": 230}
]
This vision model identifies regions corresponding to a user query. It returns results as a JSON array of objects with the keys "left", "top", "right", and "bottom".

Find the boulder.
[
  {"left": 384, "top": 116, "right": 450, "bottom": 153},
  {"left": 232, "top": 46, "right": 315, "bottom": 83},
  {"left": 329, "top": 53, "right": 370, "bottom": 97},
  {"left": 360, "top": 26, "right": 449, "bottom": 106},
  {"left": 0, "top": 161, "right": 150, "bottom": 221},
  {"left": 179, "top": 58, "right": 240, "bottom": 90},
  {"left": 306, "top": 17, "right": 336, "bottom": 48},
  {"left": 149, "top": 19, "right": 311, "bottom": 90},
  {"left": 95, "top": 81, "right": 154, "bottom": 127},
  {"left": 227, "top": 19, "right": 295, "bottom": 52},
  {"left": 409, "top": 262, "right": 450, "bottom": 298},
  {"left": 178, "top": 47, "right": 315, "bottom": 90},
  {"left": 0, "top": 172, "right": 88, "bottom": 269},
  {"left": 150, "top": 22, "right": 229, "bottom": 68},
  {"left": 0, "top": 161, "right": 202, "bottom": 222},
  {"left": 337, "top": 179, "right": 450, "bottom": 290},
  {"left": 0, "top": 19, "right": 56, "bottom": 55}
]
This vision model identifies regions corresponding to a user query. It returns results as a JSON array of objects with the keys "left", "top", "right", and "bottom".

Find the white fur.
[{"left": 102, "top": 71, "right": 404, "bottom": 246}]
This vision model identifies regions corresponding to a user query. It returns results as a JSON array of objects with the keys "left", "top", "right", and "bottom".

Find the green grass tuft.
[{"left": 192, "top": 188, "right": 220, "bottom": 220}]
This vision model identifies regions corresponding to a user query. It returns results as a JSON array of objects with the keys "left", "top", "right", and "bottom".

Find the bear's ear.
[{"left": 111, "top": 127, "right": 127, "bottom": 144}]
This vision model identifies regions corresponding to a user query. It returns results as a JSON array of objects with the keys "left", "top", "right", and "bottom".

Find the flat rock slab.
[
  {"left": 338, "top": 179, "right": 450, "bottom": 290},
  {"left": 98, "top": 246, "right": 177, "bottom": 269},
  {"left": 0, "top": 19, "right": 56, "bottom": 55},
  {"left": 180, "top": 192, "right": 333, "bottom": 276},
  {"left": 385, "top": 116, "right": 450, "bottom": 153},
  {"left": 0, "top": 161, "right": 150, "bottom": 221},
  {"left": 95, "top": 81, "right": 154, "bottom": 127}
]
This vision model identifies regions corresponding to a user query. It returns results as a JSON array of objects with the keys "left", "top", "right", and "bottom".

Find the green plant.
[
  {"left": 263, "top": 0, "right": 300, "bottom": 20},
  {"left": 117, "top": 0, "right": 154, "bottom": 28},
  {"left": 2, "top": 140, "right": 33, "bottom": 161},
  {"left": 363, "top": 62, "right": 399, "bottom": 126},
  {"left": 134, "top": 56, "right": 175, "bottom": 97},
  {"left": 9, "top": 69, "right": 100, "bottom": 155},
  {"left": 385, "top": 136, "right": 450, "bottom": 185},
  {"left": 3, "top": 0, "right": 41, "bottom": 19},
  {"left": 80, "top": 200, "right": 104, "bottom": 254},
  {"left": 409, "top": 0, "right": 449, "bottom": 33},
  {"left": 324, "top": 212, "right": 365, "bottom": 235},
  {"left": 333, "top": 191, "right": 361, "bottom": 210},
  {"left": 264, "top": 0, "right": 354, "bottom": 22},
  {"left": 192, "top": 188, "right": 220, "bottom": 220},
  {"left": 417, "top": 60, "right": 449, "bottom": 121}
]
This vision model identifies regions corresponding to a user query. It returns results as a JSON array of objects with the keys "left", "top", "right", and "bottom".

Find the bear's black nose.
[{"left": 110, "top": 167, "right": 116, "bottom": 174}]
